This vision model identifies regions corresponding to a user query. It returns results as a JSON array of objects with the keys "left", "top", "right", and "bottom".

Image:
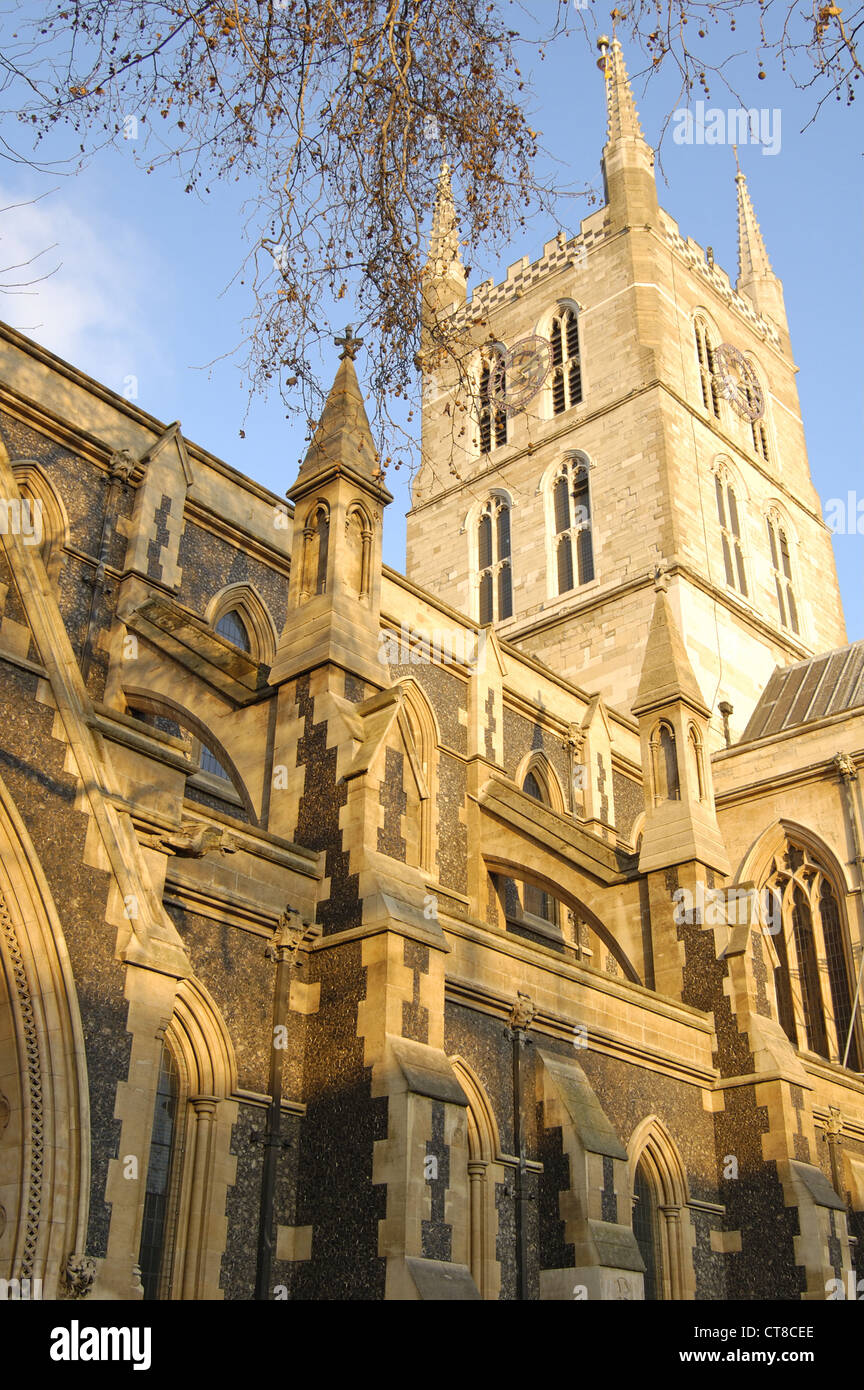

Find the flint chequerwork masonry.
[{"left": 1, "top": 40, "right": 863, "bottom": 1301}]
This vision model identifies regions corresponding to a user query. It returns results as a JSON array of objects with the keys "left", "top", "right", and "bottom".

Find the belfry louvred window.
[
  {"left": 762, "top": 838, "right": 860, "bottom": 1069},
  {"left": 695, "top": 319, "right": 721, "bottom": 419},
  {"left": 552, "top": 459, "right": 594, "bottom": 595},
  {"left": 714, "top": 472, "right": 748, "bottom": 597},
  {"left": 478, "top": 351, "right": 507, "bottom": 453},
  {"left": 745, "top": 384, "right": 769, "bottom": 459},
  {"left": 550, "top": 307, "right": 583, "bottom": 414},
  {"left": 767, "top": 515, "right": 799, "bottom": 635},
  {"left": 477, "top": 496, "right": 513, "bottom": 623}
]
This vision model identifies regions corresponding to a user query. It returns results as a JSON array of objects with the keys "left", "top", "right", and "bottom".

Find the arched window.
[
  {"left": 206, "top": 585, "right": 278, "bottom": 666},
  {"left": 476, "top": 496, "right": 513, "bottom": 623},
  {"left": 523, "top": 770, "right": 543, "bottom": 801},
  {"left": 215, "top": 609, "right": 251, "bottom": 652},
  {"left": 550, "top": 306, "right": 583, "bottom": 414},
  {"left": 139, "top": 1040, "right": 180, "bottom": 1300},
  {"left": 763, "top": 839, "right": 860, "bottom": 1067},
  {"left": 633, "top": 1160, "right": 661, "bottom": 1301},
  {"left": 478, "top": 349, "right": 507, "bottom": 453},
  {"left": 399, "top": 680, "right": 438, "bottom": 874},
  {"left": 687, "top": 725, "right": 705, "bottom": 801},
  {"left": 185, "top": 729, "right": 249, "bottom": 818},
  {"left": 12, "top": 462, "right": 69, "bottom": 584},
  {"left": 521, "top": 772, "right": 557, "bottom": 924},
  {"left": 450, "top": 1057, "right": 504, "bottom": 1300},
  {"left": 125, "top": 699, "right": 251, "bottom": 821},
  {"left": 650, "top": 722, "right": 680, "bottom": 804},
  {"left": 198, "top": 741, "right": 232, "bottom": 781},
  {"left": 629, "top": 1119, "right": 693, "bottom": 1300},
  {"left": 714, "top": 470, "right": 748, "bottom": 597},
  {"left": 300, "top": 503, "right": 329, "bottom": 598},
  {"left": 133, "top": 981, "right": 239, "bottom": 1300},
  {"left": 552, "top": 458, "right": 594, "bottom": 594},
  {"left": 766, "top": 514, "right": 799, "bottom": 635},
  {"left": 345, "top": 505, "right": 372, "bottom": 598},
  {"left": 694, "top": 318, "right": 721, "bottom": 419}
]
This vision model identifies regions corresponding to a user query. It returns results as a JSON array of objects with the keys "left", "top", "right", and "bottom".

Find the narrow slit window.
[
  {"left": 478, "top": 351, "right": 507, "bottom": 452},
  {"left": 139, "top": 1042, "right": 180, "bottom": 1300},
  {"left": 314, "top": 509, "right": 329, "bottom": 594},
  {"left": 745, "top": 384, "right": 769, "bottom": 459},
  {"left": 521, "top": 773, "right": 557, "bottom": 922}
]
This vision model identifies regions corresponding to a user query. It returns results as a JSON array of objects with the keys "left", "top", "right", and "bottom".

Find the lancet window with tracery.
[{"left": 762, "top": 839, "right": 860, "bottom": 1069}]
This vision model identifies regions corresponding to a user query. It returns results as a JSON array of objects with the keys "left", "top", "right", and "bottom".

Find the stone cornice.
[
  {"left": 0, "top": 321, "right": 290, "bottom": 508},
  {"left": 477, "top": 777, "right": 633, "bottom": 885},
  {"left": 444, "top": 973, "right": 716, "bottom": 1087},
  {"left": 507, "top": 559, "right": 810, "bottom": 667},
  {"left": 409, "top": 372, "right": 824, "bottom": 538},
  {"left": 714, "top": 745, "right": 864, "bottom": 809}
]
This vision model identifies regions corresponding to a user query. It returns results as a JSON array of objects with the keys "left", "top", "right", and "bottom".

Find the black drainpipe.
[
  {"left": 510, "top": 991, "right": 536, "bottom": 1300},
  {"left": 254, "top": 906, "right": 318, "bottom": 1301}
]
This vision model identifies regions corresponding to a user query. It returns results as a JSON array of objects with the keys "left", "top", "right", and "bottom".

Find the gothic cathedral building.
[{"left": 0, "top": 40, "right": 862, "bottom": 1302}]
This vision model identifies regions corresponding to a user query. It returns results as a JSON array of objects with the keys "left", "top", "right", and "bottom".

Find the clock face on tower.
[
  {"left": 487, "top": 335, "right": 553, "bottom": 416},
  {"left": 712, "top": 343, "right": 765, "bottom": 422}
]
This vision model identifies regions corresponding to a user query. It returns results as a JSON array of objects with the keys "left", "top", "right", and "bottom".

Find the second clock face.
[
  {"left": 713, "top": 343, "right": 765, "bottom": 422},
  {"left": 487, "top": 335, "right": 553, "bottom": 415}
]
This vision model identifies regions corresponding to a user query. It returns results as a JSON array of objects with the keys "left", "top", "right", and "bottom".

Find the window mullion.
[
  {"left": 810, "top": 878, "right": 841, "bottom": 1062},
  {"left": 784, "top": 890, "right": 810, "bottom": 1052}
]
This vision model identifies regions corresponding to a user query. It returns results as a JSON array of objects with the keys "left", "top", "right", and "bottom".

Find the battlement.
[
  {"left": 449, "top": 203, "right": 780, "bottom": 349},
  {"left": 457, "top": 208, "right": 607, "bottom": 322},
  {"left": 658, "top": 209, "right": 781, "bottom": 349}
]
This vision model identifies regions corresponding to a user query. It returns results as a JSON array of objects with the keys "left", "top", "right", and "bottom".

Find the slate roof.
[{"left": 741, "top": 640, "right": 864, "bottom": 742}]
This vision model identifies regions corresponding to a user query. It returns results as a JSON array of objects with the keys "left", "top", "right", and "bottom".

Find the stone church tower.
[
  {"left": 1, "top": 33, "right": 863, "bottom": 1310},
  {"left": 407, "top": 37, "right": 846, "bottom": 744}
]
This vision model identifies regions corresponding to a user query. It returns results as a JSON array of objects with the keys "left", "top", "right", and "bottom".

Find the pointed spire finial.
[
  {"left": 421, "top": 158, "right": 467, "bottom": 327},
  {"left": 735, "top": 157, "right": 774, "bottom": 285},
  {"left": 290, "top": 322, "right": 390, "bottom": 494},
  {"left": 601, "top": 34, "right": 645, "bottom": 144},
  {"left": 427, "top": 160, "right": 464, "bottom": 275},
  {"left": 334, "top": 325, "right": 363, "bottom": 361},
  {"left": 732, "top": 155, "right": 788, "bottom": 334}
]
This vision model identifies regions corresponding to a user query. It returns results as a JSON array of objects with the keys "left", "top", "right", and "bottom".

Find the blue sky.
[{"left": 0, "top": 4, "right": 860, "bottom": 639}]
